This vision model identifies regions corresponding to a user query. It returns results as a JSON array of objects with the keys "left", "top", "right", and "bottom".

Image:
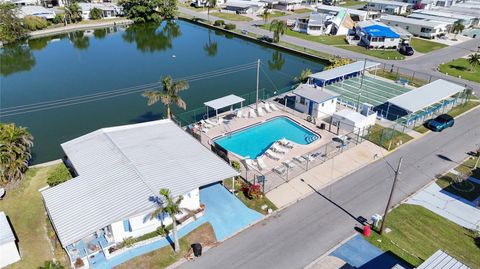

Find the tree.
[
  {"left": 38, "top": 260, "right": 64, "bottom": 269},
  {"left": 325, "top": 57, "right": 351, "bottom": 70},
  {"left": 142, "top": 76, "right": 189, "bottom": 119},
  {"left": 269, "top": 19, "right": 287, "bottom": 43},
  {"left": 207, "top": 0, "right": 217, "bottom": 21},
  {"left": 0, "top": 3, "right": 27, "bottom": 43},
  {"left": 23, "top": 15, "right": 49, "bottom": 31},
  {"left": 262, "top": 8, "right": 270, "bottom": 24},
  {"left": 89, "top": 7, "right": 103, "bottom": 20},
  {"left": 0, "top": 45, "right": 36, "bottom": 76},
  {"left": 452, "top": 21, "right": 464, "bottom": 40},
  {"left": 120, "top": 0, "right": 162, "bottom": 23},
  {"left": 158, "top": 0, "right": 178, "bottom": 19},
  {"left": 123, "top": 21, "right": 181, "bottom": 52},
  {"left": 0, "top": 123, "right": 34, "bottom": 185},
  {"left": 294, "top": 68, "right": 312, "bottom": 83},
  {"left": 150, "top": 188, "right": 189, "bottom": 253},
  {"left": 64, "top": 2, "right": 82, "bottom": 24},
  {"left": 467, "top": 53, "right": 480, "bottom": 72}
]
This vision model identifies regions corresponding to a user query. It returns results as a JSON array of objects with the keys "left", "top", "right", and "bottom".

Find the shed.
[
  {"left": 293, "top": 84, "right": 340, "bottom": 118},
  {"left": 332, "top": 109, "right": 376, "bottom": 133},
  {"left": 0, "top": 212, "right": 21, "bottom": 268}
]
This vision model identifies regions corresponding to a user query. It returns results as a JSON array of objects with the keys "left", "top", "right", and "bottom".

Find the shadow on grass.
[{"left": 448, "top": 64, "right": 468, "bottom": 71}]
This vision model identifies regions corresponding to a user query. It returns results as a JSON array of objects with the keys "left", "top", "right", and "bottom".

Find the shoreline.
[{"left": 29, "top": 18, "right": 133, "bottom": 39}]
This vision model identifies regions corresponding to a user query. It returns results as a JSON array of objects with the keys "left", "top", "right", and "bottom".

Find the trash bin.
[
  {"left": 319, "top": 123, "right": 326, "bottom": 130},
  {"left": 362, "top": 225, "right": 371, "bottom": 237},
  {"left": 191, "top": 243, "right": 202, "bottom": 257}
]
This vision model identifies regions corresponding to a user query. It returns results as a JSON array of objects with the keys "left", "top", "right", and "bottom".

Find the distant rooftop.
[
  {"left": 417, "top": 250, "right": 471, "bottom": 269},
  {"left": 381, "top": 14, "right": 448, "bottom": 28},
  {"left": 0, "top": 212, "right": 15, "bottom": 246},
  {"left": 293, "top": 84, "right": 340, "bottom": 103}
]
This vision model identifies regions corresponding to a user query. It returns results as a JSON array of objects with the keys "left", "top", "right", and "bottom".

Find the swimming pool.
[{"left": 215, "top": 117, "right": 319, "bottom": 159}]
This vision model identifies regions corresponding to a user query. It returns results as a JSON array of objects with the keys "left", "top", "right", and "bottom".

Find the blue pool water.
[{"left": 215, "top": 117, "right": 319, "bottom": 158}]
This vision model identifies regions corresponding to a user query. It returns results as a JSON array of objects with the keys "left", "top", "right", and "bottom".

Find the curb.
[{"left": 29, "top": 19, "right": 133, "bottom": 39}]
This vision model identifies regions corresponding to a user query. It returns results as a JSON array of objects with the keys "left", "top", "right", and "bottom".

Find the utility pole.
[
  {"left": 256, "top": 59, "right": 260, "bottom": 110},
  {"left": 475, "top": 144, "right": 480, "bottom": 171},
  {"left": 356, "top": 58, "right": 367, "bottom": 112},
  {"left": 380, "top": 157, "right": 403, "bottom": 235}
]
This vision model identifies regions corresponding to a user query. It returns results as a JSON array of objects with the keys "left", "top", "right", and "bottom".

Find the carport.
[
  {"left": 385, "top": 79, "right": 465, "bottom": 125},
  {"left": 308, "top": 60, "right": 380, "bottom": 88},
  {"left": 204, "top": 94, "right": 245, "bottom": 119}
]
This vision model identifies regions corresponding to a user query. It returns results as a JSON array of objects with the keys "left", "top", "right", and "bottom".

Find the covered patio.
[
  {"left": 204, "top": 94, "right": 245, "bottom": 119},
  {"left": 308, "top": 60, "right": 381, "bottom": 88}
]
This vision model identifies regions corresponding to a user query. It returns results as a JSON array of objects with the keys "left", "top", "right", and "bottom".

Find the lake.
[{"left": 0, "top": 20, "right": 326, "bottom": 163}]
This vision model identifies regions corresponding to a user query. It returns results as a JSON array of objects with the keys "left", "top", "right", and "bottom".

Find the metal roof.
[
  {"left": 333, "top": 109, "right": 367, "bottom": 123},
  {"left": 42, "top": 120, "right": 238, "bottom": 247},
  {"left": 362, "top": 24, "right": 401, "bottom": 38},
  {"left": 413, "top": 9, "right": 475, "bottom": 20},
  {"left": 407, "top": 13, "right": 458, "bottom": 24},
  {"left": 204, "top": 94, "right": 245, "bottom": 110},
  {"left": 365, "top": 0, "right": 409, "bottom": 7},
  {"left": 387, "top": 79, "right": 464, "bottom": 113},
  {"left": 417, "top": 250, "right": 471, "bottom": 269},
  {"left": 293, "top": 84, "right": 339, "bottom": 103},
  {"left": 309, "top": 60, "right": 381, "bottom": 82},
  {"left": 381, "top": 14, "right": 448, "bottom": 28},
  {"left": 0, "top": 212, "right": 15, "bottom": 245}
]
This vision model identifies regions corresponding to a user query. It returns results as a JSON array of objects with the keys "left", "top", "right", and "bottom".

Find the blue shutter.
[{"left": 123, "top": 219, "right": 131, "bottom": 232}]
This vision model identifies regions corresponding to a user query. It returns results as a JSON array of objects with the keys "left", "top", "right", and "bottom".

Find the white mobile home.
[
  {"left": 380, "top": 15, "right": 448, "bottom": 38},
  {"left": 225, "top": 0, "right": 266, "bottom": 14},
  {"left": 293, "top": 84, "right": 340, "bottom": 119},
  {"left": 274, "top": 0, "right": 302, "bottom": 11},
  {"left": 0, "top": 212, "right": 21, "bottom": 268},
  {"left": 193, "top": 0, "right": 226, "bottom": 7},
  {"left": 412, "top": 9, "right": 476, "bottom": 27},
  {"left": 316, "top": 4, "right": 380, "bottom": 21},
  {"left": 78, "top": 3, "right": 121, "bottom": 20},
  {"left": 355, "top": 20, "right": 401, "bottom": 48},
  {"left": 41, "top": 120, "right": 238, "bottom": 269},
  {"left": 293, "top": 13, "right": 326, "bottom": 36},
  {"left": 364, "top": 0, "right": 410, "bottom": 15}
]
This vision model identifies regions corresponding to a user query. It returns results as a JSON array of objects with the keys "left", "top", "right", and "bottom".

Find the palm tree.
[
  {"left": 207, "top": 0, "right": 217, "bottom": 21},
  {"left": 64, "top": 2, "right": 82, "bottom": 24},
  {"left": 150, "top": 188, "right": 188, "bottom": 253},
  {"left": 452, "top": 21, "right": 464, "bottom": 40},
  {"left": 467, "top": 53, "right": 480, "bottom": 71},
  {"left": 262, "top": 8, "right": 270, "bottom": 24},
  {"left": 269, "top": 19, "right": 287, "bottom": 43},
  {"left": 0, "top": 123, "right": 34, "bottom": 185},
  {"left": 294, "top": 68, "right": 312, "bottom": 83},
  {"left": 142, "top": 76, "right": 189, "bottom": 119}
]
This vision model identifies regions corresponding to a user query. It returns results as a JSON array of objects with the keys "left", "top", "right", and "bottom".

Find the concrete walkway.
[
  {"left": 405, "top": 183, "right": 480, "bottom": 230},
  {"left": 266, "top": 141, "right": 388, "bottom": 208}
]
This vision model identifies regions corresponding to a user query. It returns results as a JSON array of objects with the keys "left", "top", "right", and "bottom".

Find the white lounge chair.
[
  {"left": 201, "top": 127, "right": 210, "bottom": 133},
  {"left": 256, "top": 157, "right": 268, "bottom": 171},
  {"left": 257, "top": 106, "right": 266, "bottom": 117},
  {"left": 264, "top": 103, "right": 273, "bottom": 113},
  {"left": 245, "top": 159, "right": 255, "bottom": 170},
  {"left": 272, "top": 144, "right": 287, "bottom": 154},
  {"left": 293, "top": 156, "right": 306, "bottom": 164},
  {"left": 236, "top": 109, "right": 243, "bottom": 118},
  {"left": 265, "top": 149, "right": 281, "bottom": 160},
  {"left": 249, "top": 108, "right": 257, "bottom": 118},
  {"left": 269, "top": 102, "right": 279, "bottom": 111},
  {"left": 283, "top": 160, "right": 296, "bottom": 169},
  {"left": 274, "top": 165, "right": 286, "bottom": 175},
  {"left": 302, "top": 154, "right": 316, "bottom": 162},
  {"left": 279, "top": 138, "right": 294, "bottom": 149},
  {"left": 200, "top": 120, "right": 214, "bottom": 128},
  {"left": 206, "top": 118, "right": 220, "bottom": 126}
]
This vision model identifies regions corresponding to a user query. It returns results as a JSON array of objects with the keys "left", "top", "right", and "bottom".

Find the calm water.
[
  {"left": 0, "top": 20, "right": 325, "bottom": 163},
  {"left": 215, "top": 117, "right": 319, "bottom": 158}
]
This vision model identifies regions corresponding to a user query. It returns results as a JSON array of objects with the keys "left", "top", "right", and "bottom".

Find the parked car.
[
  {"left": 399, "top": 45, "right": 414, "bottom": 56},
  {"left": 258, "top": 35, "right": 273, "bottom": 42},
  {"left": 427, "top": 114, "right": 454, "bottom": 132}
]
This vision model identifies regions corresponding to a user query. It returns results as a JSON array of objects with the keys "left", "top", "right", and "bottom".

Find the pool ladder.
[{"left": 223, "top": 124, "right": 232, "bottom": 137}]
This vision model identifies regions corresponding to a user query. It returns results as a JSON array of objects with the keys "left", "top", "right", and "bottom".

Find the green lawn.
[
  {"left": 438, "top": 58, "right": 480, "bottom": 83},
  {"left": 223, "top": 178, "right": 277, "bottom": 214},
  {"left": 410, "top": 38, "right": 447, "bottom": 53},
  {"left": 365, "top": 204, "right": 480, "bottom": 268},
  {"left": 210, "top": 12, "right": 252, "bottom": 21},
  {"left": 115, "top": 223, "right": 216, "bottom": 269},
  {"left": 277, "top": 40, "right": 332, "bottom": 59},
  {"left": 436, "top": 173, "right": 480, "bottom": 201},
  {"left": 261, "top": 24, "right": 347, "bottom": 45},
  {"left": 269, "top": 11, "right": 287, "bottom": 18},
  {"left": 339, "top": 0, "right": 366, "bottom": 6},
  {"left": 365, "top": 124, "right": 413, "bottom": 150},
  {"left": 292, "top": 8, "right": 312, "bottom": 14},
  {"left": 0, "top": 164, "right": 68, "bottom": 269},
  {"left": 447, "top": 100, "right": 480, "bottom": 118},
  {"left": 337, "top": 45, "right": 405, "bottom": 60}
]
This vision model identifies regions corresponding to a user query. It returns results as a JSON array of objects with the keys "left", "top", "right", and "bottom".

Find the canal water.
[{"left": 0, "top": 20, "right": 326, "bottom": 163}]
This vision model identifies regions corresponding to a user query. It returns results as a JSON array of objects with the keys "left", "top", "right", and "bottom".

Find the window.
[
  {"left": 300, "top": 97, "right": 306, "bottom": 105},
  {"left": 321, "top": 103, "right": 325, "bottom": 107},
  {"left": 421, "top": 27, "right": 432, "bottom": 33},
  {"left": 123, "top": 219, "right": 131, "bottom": 232},
  {"left": 331, "top": 99, "right": 334, "bottom": 104}
]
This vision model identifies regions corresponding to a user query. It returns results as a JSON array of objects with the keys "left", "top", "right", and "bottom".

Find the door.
[{"left": 308, "top": 101, "right": 314, "bottom": 115}]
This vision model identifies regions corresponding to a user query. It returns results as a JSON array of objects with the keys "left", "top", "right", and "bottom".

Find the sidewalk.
[{"left": 266, "top": 141, "right": 388, "bottom": 208}]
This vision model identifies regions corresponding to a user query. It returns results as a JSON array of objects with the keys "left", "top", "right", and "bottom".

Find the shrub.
[
  {"left": 89, "top": 7, "right": 102, "bottom": 20},
  {"left": 47, "top": 164, "right": 72, "bottom": 186},
  {"left": 231, "top": 160, "right": 241, "bottom": 172},
  {"left": 213, "top": 20, "right": 224, "bottom": 26},
  {"left": 23, "top": 15, "right": 49, "bottom": 31},
  {"left": 52, "top": 13, "right": 64, "bottom": 24},
  {"left": 241, "top": 182, "right": 262, "bottom": 200},
  {"left": 119, "top": 236, "right": 135, "bottom": 248},
  {"left": 224, "top": 23, "right": 236, "bottom": 30}
]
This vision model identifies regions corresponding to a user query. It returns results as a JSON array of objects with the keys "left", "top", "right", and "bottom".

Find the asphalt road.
[{"left": 179, "top": 107, "right": 480, "bottom": 269}]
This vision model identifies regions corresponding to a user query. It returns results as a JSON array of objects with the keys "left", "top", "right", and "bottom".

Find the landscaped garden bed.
[{"left": 223, "top": 177, "right": 277, "bottom": 214}]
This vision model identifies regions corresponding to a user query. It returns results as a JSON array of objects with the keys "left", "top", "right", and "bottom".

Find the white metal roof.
[
  {"left": 316, "top": 4, "right": 371, "bottom": 17},
  {"left": 365, "top": 0, "right": 409, "bottom": 7},
  {"left": 413, "top": 9, "right": 475, "bottom": 20},
  {"left": 333, "top": 109, "right": 367, "bottom": 123},
  {"left": 204, "top": 94, "right": 245, "bottom": 110},
  {"left": 293, "top": 84, "right": 339, "bottom": 103},
  {"left": 388, "top": 79, "right": 464, "bottom": 113},
  {"left": 417, "top": 250, "right": 471, "bottom": 269},
  {"left": 408, "top": 13, "right": 458, "bottom": 24},
  {"left": 42, "top": 119, "right": 238, "bottom": 247},
  {"left": 0, "top": 212, "right": 15, "bottom": 245},
  {"left": 381, "top": 14, "right": 448, "bottom": 28},
  {"left": 309, "top": 60, "right": 381, "bottom": 82}
]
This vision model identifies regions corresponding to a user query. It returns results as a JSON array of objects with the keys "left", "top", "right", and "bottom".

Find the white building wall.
[
  {"left": 294, "top": 97, "right": 337, "bottom": 118},
  {"left": 0, "top": 242, "right": 21, "bottom": 268},
  {"left": 110, "top": 188, "right": 200, "bottom": 243},
  {"left": 381, "top": 19, "right": 446, "bottom": 38}
]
